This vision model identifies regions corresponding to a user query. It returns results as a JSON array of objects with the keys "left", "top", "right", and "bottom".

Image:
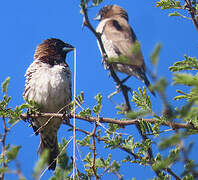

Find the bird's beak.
[
  {"left": 62, "top": 45, "right": 74, "bottom": 52},
  {"left": 93, "top": 14, "right": 101, "bottom": 21}
]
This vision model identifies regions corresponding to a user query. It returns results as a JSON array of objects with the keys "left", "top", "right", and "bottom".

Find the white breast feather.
[
  {"left": 24, "top": 60, "right": 71, "bottom": 113},
  {"left": 96, "top": 19, "right": 119, "bottom": 58}
]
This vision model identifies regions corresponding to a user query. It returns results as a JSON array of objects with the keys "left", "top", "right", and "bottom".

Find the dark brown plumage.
[
  {"left": 24, "top": 38, "right": 74, "bottom": 170},
  {"left": 95, "top": 5, "right": 155, "bottom": 96}
]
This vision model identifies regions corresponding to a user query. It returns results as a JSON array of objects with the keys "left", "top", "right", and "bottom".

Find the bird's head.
[
  {"left": 94, "top": 5, "right": 128, "bottom": 22},
  {"left": 34, "top": 38, "right": 74, "bottom": 66}
]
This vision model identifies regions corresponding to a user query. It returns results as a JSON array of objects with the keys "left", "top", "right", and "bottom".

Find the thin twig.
[
  {"left": 65, "top": 122, "right": 91, "bottom": 135},
  {"left": 90, "top": 119, "right": 98, "bottom": 180},
  {"left": 2, "top": 169, "right": 25, "bottom": 180},
  {"left": 65, "top": 121, "right": 141, "bottom": 160},
  {"left": 0, "top": 116, "right": 8, "bottom": 180},
  {"left": 113, "top": 171, "right": 123, "bottom": 180},
  {"left": 180, "top": 140, "right": 198, "bottom": 178},
  {"left": 166, "top": 168, "right": 181, "bottom": 180}
]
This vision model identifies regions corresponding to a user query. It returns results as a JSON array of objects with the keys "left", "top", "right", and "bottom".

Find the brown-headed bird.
[
  {"left": 94, "top": 5, "right": 155, "bottom": 96},
  {"left": 24, "top": 38, "right": 74, "bottom": 170}
]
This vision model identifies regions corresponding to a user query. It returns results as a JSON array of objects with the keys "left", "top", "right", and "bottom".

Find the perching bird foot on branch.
[
  {"left": 62, "top": 112, "right": 72, "bottom": 124},
  {"left": 25, "top": 109, "right": 39, "bottom": 136}
]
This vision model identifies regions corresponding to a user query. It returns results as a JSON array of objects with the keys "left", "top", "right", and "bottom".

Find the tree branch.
[
  {"left": 90, "top": 119, "right": 98, "bottom": 180},
  {"left": 21, "top": 113, "right": 198, "bottom": 131},
  {"left": 0, "top": 116, "right": 8, "bottom": 180},
  {"left": 184, "top": 0, "right": 198, "bottom": 31},
  {"left": 166, "top": 168, "right": 181, "bottom": 180}
]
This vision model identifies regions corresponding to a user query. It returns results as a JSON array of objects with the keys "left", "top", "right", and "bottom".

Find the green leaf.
[
  {"left": 108, "top": 56, "right": 131, "bottom": 65},
  {"left": 107, "top": 123, "right": 120, "bottom": 134},
  {"left": 75, "top": 91, "right": 84, "bottom": 105},
  {"left": 93, "top": 93, "right": 102, "bottom": 115},
  {"left": 182, "top": 175, "right": 194, "bottom": 180},
  {"left": 169, "top": 55, "right": 198, "bottom": 72},
  {"left": 33, "top": 149, "right": 49, "bottom": 179},
  {"left": 150, "top": 43, "right": 162, "bottom": 66},
  {"left": 173, "top": 73, "right": 198, "bottom": 86},
  {"left": 1, "top": 77, "right": 10, "bottom": 94},
  {"left": 152, "top": 148, "right": 179, "bottom": 171},
  {"left": 132, "top": 87, "right": 152, "bottom": 111},
  {"left": 152, "top": 78, "right": 167, "bottom": 93},
  {"left": 0, "top": 167, "right": 9, "bottom": 174},
  {"left": 7, "top": 145, "right": 21, "bottom": 162},
  {"left": 126, "top": 110, "right": 149, "bottom": 119},
  {"left": 23, "top": 98, "right": 40, "bottom": 113},
  {"left": 130, "top": 41, "right": 141, "bottom": 55},
  {"left": 83, "top": 152, "right": 92, "bottom": 164},
  {"left": 169, "top": 11, "right": 191, "bottom": 19},
  {"left": 156, "top": 0, "right": 182, "bottom": 9},
  {"left": 92, "top": 0, "right": 104, "bottom": 6},
  {"left": 79, "top": 108, "right": 92, "bottom": 117},
  {"left": 159, "top": 134, "right": 182, "bottom": 150},
  {"left": 57, "top": 138, "right": 72, "bottom": 172},
  {"left": 50, "top": 167, "right": 63, "bottom": 180},
  {"left": 77, "top": 135, "right": 92, "bottom": 148},
  {"left": 108, "top": 41, "right": 142, "bottom": 67}
]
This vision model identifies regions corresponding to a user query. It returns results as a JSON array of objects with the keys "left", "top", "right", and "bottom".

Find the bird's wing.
[
  {"left": 102, "top": 18, "right": 145, "bottom": 68},
  {"left": 23, "top": 62, "right": 38, "bottom": 99}
]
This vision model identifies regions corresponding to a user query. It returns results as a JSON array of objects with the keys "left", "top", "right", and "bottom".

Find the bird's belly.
[{"left": 27, "top": 66, "right": 71, "bottom": 113}]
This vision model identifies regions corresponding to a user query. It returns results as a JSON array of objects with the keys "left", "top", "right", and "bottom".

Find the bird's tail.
[{"left": 38, "top": 133, "right": 59, "bottom": 170}]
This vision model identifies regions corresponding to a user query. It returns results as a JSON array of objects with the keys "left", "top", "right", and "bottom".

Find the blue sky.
[{"left": 0, "top": 0, "right": 198, "bottom": 179}]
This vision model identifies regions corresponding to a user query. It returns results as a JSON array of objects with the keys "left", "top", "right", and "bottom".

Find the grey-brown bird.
[
  {"left": 24, "top": 38, "right": 74, "bottom": 170},
  {"left": 94, "top": 5, "right": 155, "bottom": 96}
]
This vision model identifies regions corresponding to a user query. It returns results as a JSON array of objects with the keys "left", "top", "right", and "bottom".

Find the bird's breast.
[
  {"left": 24, "top": 61, "right": 72, "bottom": 113},
  {"left": 96, "top": 19, "right": 119, "bottom": 58}
]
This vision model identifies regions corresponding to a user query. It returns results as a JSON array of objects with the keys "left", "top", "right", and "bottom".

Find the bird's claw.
[
  {"left": 108, "top": 88, "right": 120, "bottom": 100},
  {"left": 62, "top": 112, "right": 72, "bottom": 124},
  {"left": 25, "top": 109, "right": 39, "bottom": 135}
]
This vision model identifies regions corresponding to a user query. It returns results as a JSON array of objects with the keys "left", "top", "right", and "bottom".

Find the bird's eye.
[{"left": 54, "top": 60, "right": 60, "bottom": 65}]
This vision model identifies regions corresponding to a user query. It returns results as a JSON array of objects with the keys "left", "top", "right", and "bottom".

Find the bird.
[
  {"left": 23, "top": 38, "right": 74, "bottom": 170},
  {"left": 94, "top": 5, "right": 155, "bottom": 96}
]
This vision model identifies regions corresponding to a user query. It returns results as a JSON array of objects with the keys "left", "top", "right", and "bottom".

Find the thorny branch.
[
  {"left": 20, "top": 113, "right": 198, "bottom": 131},
  {"left": 0, "top": 116, "right": 8, "bottom": 180},
  {"left": 66, "top": 124, "right": 124, "bottom": 180},
  {"left": 166, "top": 167, "right": 182, "bottom": 180},
  {"left": 22, "top": 111, "right": 185, "bottom": 179},
  {"left": 90, "top": 119, "right": 98, "bottom": 180},
  {"left": 65, "top": 120, "right": 142, "bottom": 160},
  {"left": 184, "top": 0, "right": 198, "bottom": 31},
  {"left": 180, "top": 140, "right": 198, "bottom": 178},
  {"left": 21, "top": 110, "right": 194, "bottom": 178},
  {"left": 63, "top": 116, "right": 181, "bottom": 179}
]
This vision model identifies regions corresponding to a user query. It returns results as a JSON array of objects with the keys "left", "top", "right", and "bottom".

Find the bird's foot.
[
  {"left": 62, "top": 112, "right": 72, "bottom": 124},
  {"left": 117, "top": 83, "right": 132, "bottom": 94},
  {"left": 102, "top": 57, "right": 110, "bottom": 70},
  {"left": 25, "top": 109, "right": 39, "bottom": 135},
  {"left": 25, "top": 109, "right": 36, "bottom": 124},
  {"left": 121, "top": 75, "right": 130, "bottom": 84},
  {"left": 108, "top": 88, "right": 120, "bottom": 100}
]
